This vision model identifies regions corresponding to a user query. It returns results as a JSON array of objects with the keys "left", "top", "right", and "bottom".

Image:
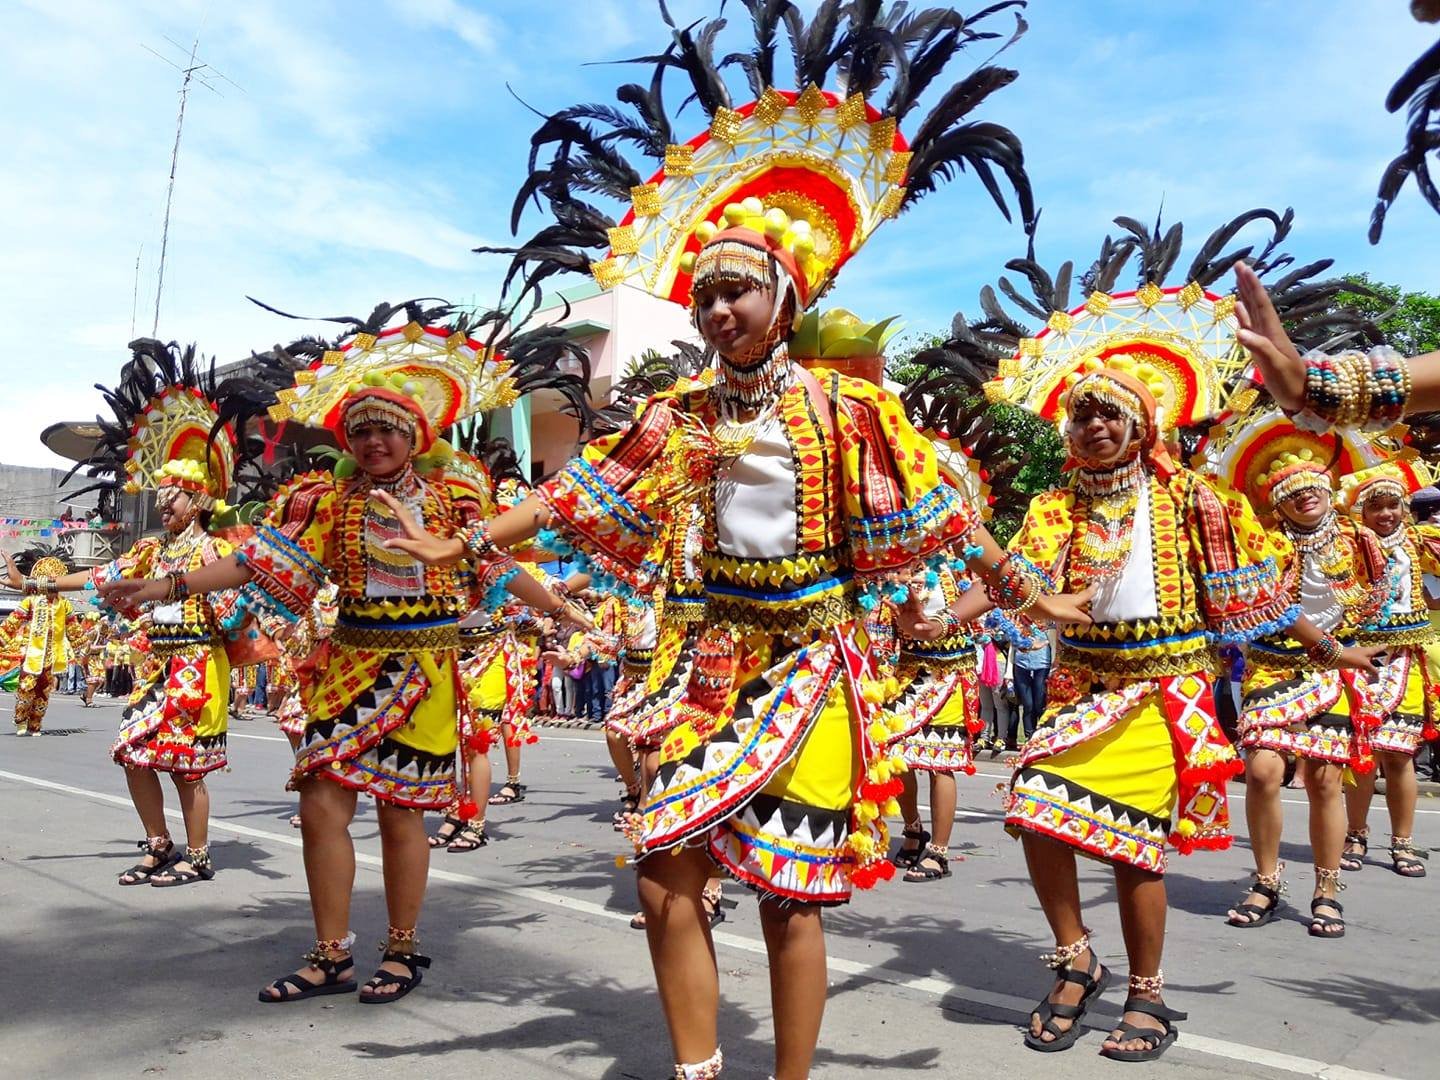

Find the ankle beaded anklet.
[{"left": 1040, "top": 929, "right": 1092, "bottom": 970}]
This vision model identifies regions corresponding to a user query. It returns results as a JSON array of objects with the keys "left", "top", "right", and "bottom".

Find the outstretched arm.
[
  {"left": 1235, "top": 260, "right": 1440, "bottom": 416},
  {"left": 370, "top": 491, "right": 551, "bottom": 566},
  {"left": 963, "top": 523, "right": 1094, "bottom": 627},
  {"left": 1286, "top": 614, "right": 1383, "bottom": 674},
  {"left": 97, "top": 553, "right": 252, "bottom": 609}
]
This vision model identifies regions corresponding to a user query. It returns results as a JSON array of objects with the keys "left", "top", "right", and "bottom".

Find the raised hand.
[
  {"left": 1, "top": 551, "right": 20, "bottom": 590},
  {"left": 1233, "top": 261, "right": 1305, "bottom": 413},
  {"left": 372, "top": 490, "right": 466, "bottom": 566},
  {"left": 892, "top": 588, "right": 942, "bottom": 641},
  {"left": 1033, "top": 586, "right": 1095, "bottom": 627}
]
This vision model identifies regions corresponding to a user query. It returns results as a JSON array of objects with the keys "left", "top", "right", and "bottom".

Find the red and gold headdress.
[
  {"left": 1207, "top": 407, "right": 1385, "bottom": 513},
  {"left": 493, "top": 3, "right": 1035, "bottom": 317},
  {"left": 1338, "top": 458, "right": 1433, "bottom": 514}
]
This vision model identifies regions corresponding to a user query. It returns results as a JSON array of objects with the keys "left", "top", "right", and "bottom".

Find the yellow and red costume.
[
  {"left": 1003, "top": 361, "right": 1291, "bottom": 873},
  {"left": 1217, "top": 417, "right": 1392, "bottom": 773},
  {"left": 0, "top": 557, "right": 84, "bottom": 734},
  {"left": 1342, "top": 462, "right": 1440, "bottom": 755}
]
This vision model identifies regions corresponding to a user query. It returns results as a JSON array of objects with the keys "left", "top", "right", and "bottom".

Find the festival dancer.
[
  {"left": 1215, "top": 413, "right": 1391, "bottom": 940},
  {"left": 391, "top": 91, "right": 1097, "bottom": 1080},
  {"left": 1336, "top": 462, "right": 1439, "bottom": 878},
  {"left": 879, "top": 559, "right": 986, "bottom": 882},
  {"left": 98, "top": 306, "right": 589, "bottom": 1005},
  {"left": 957, "top": 201, "right": 1402, "bottom": 1056},
  {"left": 271, "top": 584, "right": 338, "bottom": 828},
  {"left": 38, "top": 341, "right": 245, "bottom": 885},
  {"left": 0, "top": 554, "right": 83, "bottom": 736}
]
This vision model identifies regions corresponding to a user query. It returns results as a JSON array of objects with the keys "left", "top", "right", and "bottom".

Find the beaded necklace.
[
  {"left": 1069, "top": 456, "right": 1146, "bottom": 584},
  {"left": 361, "top": 464, "right": 425, "bottom": 597},
  {"left": 1284, "top": 512, "right": 1369, "bottom": 607}
]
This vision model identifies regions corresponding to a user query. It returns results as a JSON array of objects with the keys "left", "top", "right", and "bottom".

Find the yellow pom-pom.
[
  {"left": 694, "top": 219, "right": 717, "bottom": 244},
  {"left": 1176, "top": 818, "right": 1197, "bottom": 838},
  {"left": 867, "top": 722, "right": 888, "bottom": 745},
  {"left": 364, "top": 370, "right": 386, "bottom": 387},
  {"left": 740, "top": 196, "right": 765, "bottom": 218},
  {"left": 679, "top": 251, "right": 697, "bottom": 274},
  {"left": 722, "top": 202, "right": 747, "bottom": 225},
  {"left": 881, "top": 798, "right": 901, "bottom": 818},
  {"left": 789, "top": 219, "right": 812, "bottom": 238},
  {"left": 792, "top": 234, "right": 815, "bottom": 258}
]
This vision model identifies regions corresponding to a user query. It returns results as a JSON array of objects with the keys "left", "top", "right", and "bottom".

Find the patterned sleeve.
[
  {"left": 231, "top": 471, "right": 337, "bottom": 622},
  {"left": 90, "top": 536, "right": 160, "bottom": 589},
  {"left": 534, "top": 396, "right": 697, "bottom": 591},
  {"left": 1006, "top": 488, "right": 1074, "bottom": 585},
  {"left": 833, "top": 376, "right": 978, "bottom": 576},
  {"left": 0, "top": 599, "right": 28, "bottom": 653},
  {"left": 1412, "top": 523, "right": 1440, "bottom": 577},
  {"left": 1184, "top": 475, "right": 1297, "bottom": 643}
]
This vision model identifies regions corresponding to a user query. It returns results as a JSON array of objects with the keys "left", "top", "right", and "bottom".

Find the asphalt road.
[{"left": 1, "top": 692, "right": 1434, "bottom": 1079}]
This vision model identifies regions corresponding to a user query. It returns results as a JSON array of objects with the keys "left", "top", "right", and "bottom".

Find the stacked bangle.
[
  {"left": 460, "top": 522, "right": 499, "bottom": 561},
  {"left": 1298, "top": 347, "right": 1412, "bottom": 431},
  {"left": 1306, "top": 632, "right": 1344, "bottom": 668},
  {"left": 986, "top": 553, "right": 1042, "bottom": 613},
  {"left": 164, "top": 573, "right": 190, "bottom": 603}
]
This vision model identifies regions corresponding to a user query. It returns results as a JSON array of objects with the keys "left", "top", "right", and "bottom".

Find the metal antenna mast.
[{"left": 141, "top": 30, "right": 243, "bottom": 336}]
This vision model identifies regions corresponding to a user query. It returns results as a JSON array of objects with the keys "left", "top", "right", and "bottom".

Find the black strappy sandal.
[
  {"left": 1340, "top": 829, "right": 1368, "bottom": 872},
  {"left": 1099, "top": 998, "right": 1187, "bottom": 1062},
  {"left": 358, "top": 952, "right": 431, "bottom": 1004},
  {"left": 118, "top": 838, "right": 177, "bottom": 886},
  {"left": 1227, "top": 881, "right": 1282, "bottom": 928},
  {"left": 257, "top": 954, "right": 357, "bottom": 1003},
  {"left": 903, "top": 845, "right": 951, "bottom": 883},
  {"left": 488, "top": 781, "right": 526, "bottom": 805},
  {"left": 445, "top": 822, "right": 488, "bottom": 853},
  {"left": 1390, "top": 837, "right": 1427, "bottom": 878},
  {"left": 890, "top": 826, "right": 930, "bottom": 869},
  {"left": 1023, "top": 950, "right": 1111, "bottom": 1053},
  {"left": 428, "top": 814, "right": 464, "bottom": 848},
  {"left": 1308, "top": 896, "right": 1346, "bottom": 939},
  {"left": 150, "top": 847, "right": 215, "bottom": 887}
]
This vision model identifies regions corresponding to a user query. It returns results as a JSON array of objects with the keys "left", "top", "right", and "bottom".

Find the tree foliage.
[{"left": 1328, "top": 275, "right": 1440, "bottom": 357}]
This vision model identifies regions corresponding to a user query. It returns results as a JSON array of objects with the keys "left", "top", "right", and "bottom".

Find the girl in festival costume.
[
  {"left": 877, "top": 558, "right": 985, "bottom": 882},
  {"left": 0, "top": 553, "right": 84, "bottom": 735},
  {"left": 1212, "top": 413, "right": 1391, "bottom": 939},
  {"left": 99, "top": 303, "right": 590, "bottom": 1005},
  {"left": 1334, "top": 462, "right": 1439, "bottom": 878},
  {"left": 33, "top": 340, "right": 244, "bottom": 885},
  {"left": 447, "top": 7, "right": 1105, "bottom": 1070}
]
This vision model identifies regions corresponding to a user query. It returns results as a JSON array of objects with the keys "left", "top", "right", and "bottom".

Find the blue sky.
[{"left": 1, "top": 0, "right": 1436, "bottom": 468}]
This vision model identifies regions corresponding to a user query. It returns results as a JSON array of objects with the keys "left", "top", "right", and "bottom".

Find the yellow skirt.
[
  {"left": 1007, "top": 686, "right": 1177, "bottom": 874},
  {"left": 1239, "top": 664, "right": 1353, "bottom": 765}
]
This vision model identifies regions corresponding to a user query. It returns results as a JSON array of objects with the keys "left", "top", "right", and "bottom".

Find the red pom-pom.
[{"left": 457, "top": 797, "right": 480, "bottom": 821}]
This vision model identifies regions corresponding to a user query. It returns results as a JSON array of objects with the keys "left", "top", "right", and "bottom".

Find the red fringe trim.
[
  {"left": 1169, "top": 831, "right": 1233, "bottom": 855},
  {"left": 850, "top": 859, "right": 896, "bottom": 890}
]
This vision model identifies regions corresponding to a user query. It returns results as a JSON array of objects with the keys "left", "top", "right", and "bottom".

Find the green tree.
[{"left": 1332, "top": 275, "right": 1440, "bottom": 356}]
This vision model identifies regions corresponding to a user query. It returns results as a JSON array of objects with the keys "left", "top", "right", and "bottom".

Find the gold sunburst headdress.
[
  {"left": 490, "top": 2, "right": 1036, "bottom": 319},
  {"left": 1207, "top": 407, "right": 1386, "bottom": 514},
  {"left": 1338, "top": 458, "right": 1434, "bottom": 514}
]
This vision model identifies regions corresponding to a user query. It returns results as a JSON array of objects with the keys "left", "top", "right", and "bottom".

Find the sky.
[{"left": 1, "top": 0, "right": 1436, "bottom": 469}]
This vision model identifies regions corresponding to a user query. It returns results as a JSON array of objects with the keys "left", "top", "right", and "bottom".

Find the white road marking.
[
  {"left": 0, "top": 766, "right": 1397, "bottom": 1080},
  {"left": 228, "top": 731, "right": 287, "bottom": 742}
]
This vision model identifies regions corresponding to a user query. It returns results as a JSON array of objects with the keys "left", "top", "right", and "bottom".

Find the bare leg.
[
  {"left": 606, "top": 730, "right": 640, "bottom": 798},
  {"left": 365, "top": 801, "right": 431, "bottom": 995},
  {"left": 636, "top": 845, "right": 719, "bottom": 1065},
  {"left": 759, "top": 899, "right": 827, "bottom": 1080},
  {"left": 119, "top": 767, "right": 172, "bottom": 882},
  {"left": 260, "top": 778, "right": 359, "bottom": 999},
  {"left": 893, "top": 770, "right": 924, "bottom": 859},
  {"left": 1229, "top": 748, "right": 1286, "bottom": 922},
  {"left": 928, "top": 772, "right": 957, "bottom": 848},
  {"left": 147, "top": 775, "right": 212, "bottom": 881},
  {"left": 284, "top": 731, "right": 303, "bottom": 826},
  {"left": 1302, "top": 758, "right": 1347, "bottom": 934},
  {"left": 1020, "top": 831, "right": 1094, "bottom": 1041},
  {"left": 1377, "top": 749, "right": 1418, "bottom": 843},
  {"left": 1103, "top": 863, "right": 1169, "bottom": 1052},
  {"left": 125, "top": 767, "right": 168, "bottom": 838},
  {"left": 1343, "top": 763, "right": 1375, "bottom": 866}
]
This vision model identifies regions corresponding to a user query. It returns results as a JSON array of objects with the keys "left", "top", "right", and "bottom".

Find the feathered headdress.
[
  {"left": 487, "top": 0, "right": 1035, "bottom": 314},
  {"left": 65, "top": 338, "right": 236, "bottom": 511},
  {"left": 978, "top": 208, "right": 1385, "bottom": 446},
  {"left": 212, "top": 298, "right": 594, "bottom": 465},
  {"left": 1207, "top": 407, "right": 1385, "bottom": 514}
]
